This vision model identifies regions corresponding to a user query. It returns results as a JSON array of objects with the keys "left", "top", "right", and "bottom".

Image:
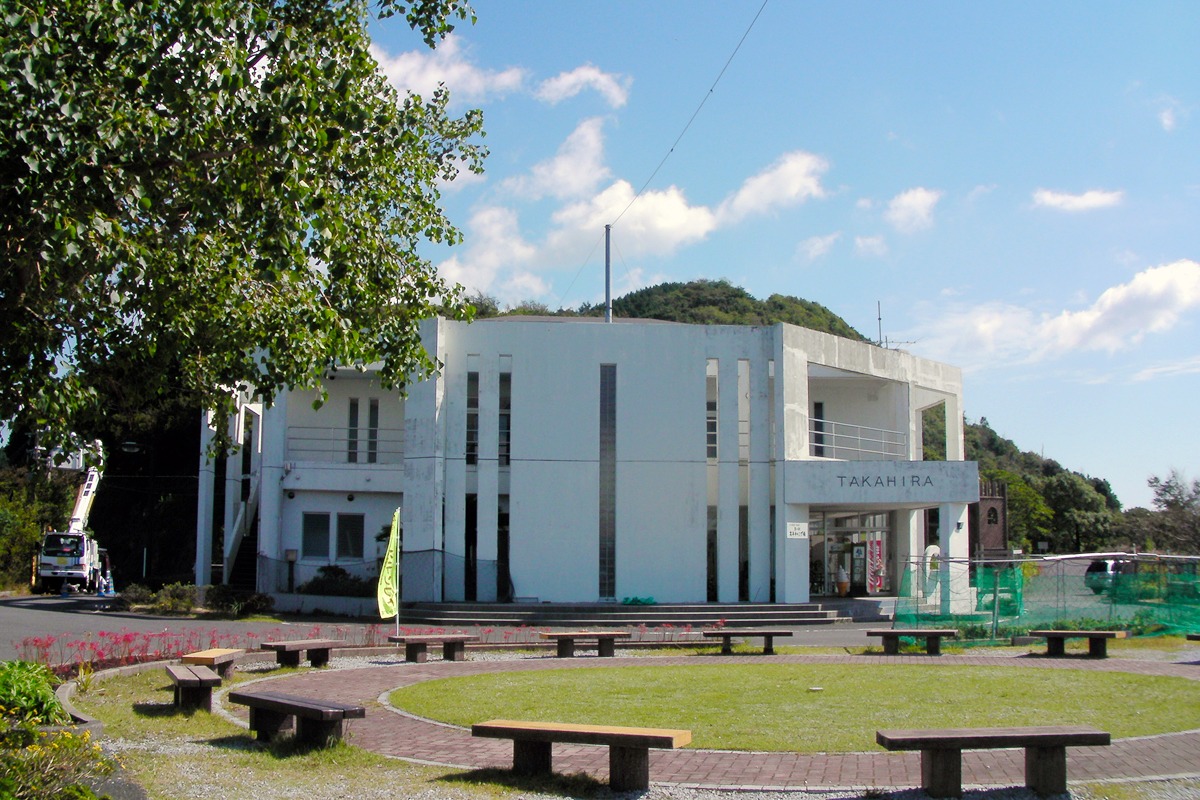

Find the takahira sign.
[{"left": 783, "top": 460, "right": 979, "bottom": 505}]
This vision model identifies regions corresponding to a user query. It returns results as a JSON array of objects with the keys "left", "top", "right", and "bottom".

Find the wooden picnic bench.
[
  {"left": 387, "top": 633, "right": 478, "bottom": 663},
  {"left": 877, "top": 725, "right": 1110, "bottom": 798},
  {"left": 261, "top": 638, "right": 341, "bottom": 668},
  {"left": 538, "top": 631, "right": 631, "bottom": 658},
  {"left": 165, "top": 664, "right": 221, "bottom": 712},
  {"left": 702, "top": 628, "right": 792, "bottom": 655},
  {"left": 227, "top": 689, "right": 366, "bottom": 746},
  {"left": 472, "top": 719, "right": 691, "bottom": 791},
  {"left": 181, "top": 647, "right": 244, "bottom": 678},
  {"left": 1188, "top": 633, "right": 1200, "bottom": 642},
  {"left": 867, "top": 628, "right": 958, "bottom": 655},
  {"left": 1029, "top": 629, "right": 1127, "bottom": 658}
]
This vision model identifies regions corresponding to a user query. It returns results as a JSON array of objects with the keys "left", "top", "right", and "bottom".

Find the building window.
[
  {"left": 466, "top": 372, "right": 479, "bottom": 466},
  {"left": 599, "top": 364, "right": 616, "bottom": 599},
  {"left": 706, "top": 359, "right": 718, "bottom": 461},
  {"left": 302, "top": 513, "right": 330, "bottom": 559},
  {"left": 348, "top": 398, "right": 359, "bottom": 463},
  {"left": 987, "top": 507, "right": 999, "bottom": 525},
  {"left": 499, "top": 371, "right": 511, "bottom": 467},
  {"left": 367, "top": 398, "right": 379, "bottom": 464},
  {"left": 336, "top": 514, "right": 365, "bottom": 560}
]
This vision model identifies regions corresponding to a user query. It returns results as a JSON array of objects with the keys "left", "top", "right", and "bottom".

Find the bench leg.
[
  {"left": 248, "top": 707, "right": 292, "bottom": 742},
  {"left": 276, "top": 650, "right": 302, "bottom": 668},
  {"left": 597, "top": 638, "right": 616, "bottom": 658},
  {"left": 1045, "top": 638, "right": 1065, "bottom": 657},
  {"left": 556, "top": 639, "right": 575, "bottom": 658},
  {"left": 720, "top": 635, "right": 733, "bottom": 655},
  {"left": 176, "top": 685, "right": 212, "bottom": 713},
  {"left": 927, "top": 636, "right": 942, "bottom": 656},
  {"left": 215, "top": 661, "right": 236, "bottom": 679},
  {"left": 512, "top": 739, "right": 552, "bottom": 775},
  {"left": 882, "top": 636, "right": 899, "bottom": 656},
  {"left": 1088, "top": 637, "right": 1108, "bottom": 658},
  {"left": 443, "top": 642, "right": 466, "bottom": 661},
  {"left": 1025, "top": 745, "right": 1068, "bottom": 796},
  {"left": 406, "top": 643, "right": 428, "bottom": 663},
  {"left": 296, "top": 717, "right": 343, "bottom": 746},
  {"left": 762, "top": 635, "right": 776, "bottom": 655},
  {"left": 308, "top": 648, "right": 331, "bottom": 668},
  {"left": 920, "top": 748, "right": 963, "bottom": 798},
  {"left": 609, "top": 745, "right": 650, "bottom": 791}
]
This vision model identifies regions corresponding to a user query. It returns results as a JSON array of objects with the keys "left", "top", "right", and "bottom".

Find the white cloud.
[
  {"left": 797, "top": 232, "right": 841, "bottom": 262},
  {"left": 1160, "top": 107, "right": 1177, "bottom": 132},
  {"left": 715, "top": 151, "right": 828, "bottom": 224},
  {"left": 1132, "top": 355, "right": 1200, "bottom": 382},
  {"left": 371, "top": 35, "right": 525, "bottom": 102},
  {"left": 535, "top": 64, "right": 631, "bottom": 108},
  {"left": 438, "top": 206, "right": 538, "bottom": 293},
  {"left": 855, "top": 236, "right": 888, "bottom": 257},
  {"left": 856, "top": 198, "right": 875, "bottom": 210},
  {"left": 550, "top": 180, "right": 716, "bottom": 258},
  {"left": 503, "top": 118, "right": 611, "bottom": 200},
  {"left": 884, "top": 187, "right": 942, "bottom": 233},
  {"left": 1032, "top": 188, "right": 1124, "bottom": 212},
  {"left": 967, "top": 184, "right": 997, "bottom": 203},
  {"left": 904, "top": 260, "right": 1200, "bottom": 370},
  {"left": 1034, "top": 259, "right": 1200, "bottom": 356}
]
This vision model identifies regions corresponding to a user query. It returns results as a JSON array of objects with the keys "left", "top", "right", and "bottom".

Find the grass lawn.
[{"left": 390, "top": 663, "right": 1200, "bottom": 752}]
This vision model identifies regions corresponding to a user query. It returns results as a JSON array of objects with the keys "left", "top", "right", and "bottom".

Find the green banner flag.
[{"left": 377, "top": 508, "right": 401, "bottom": 619}]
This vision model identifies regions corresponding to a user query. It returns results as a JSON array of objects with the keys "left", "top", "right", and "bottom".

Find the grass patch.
[{"left": 390, "top": 663, "right": 1200, "bottom": 752}]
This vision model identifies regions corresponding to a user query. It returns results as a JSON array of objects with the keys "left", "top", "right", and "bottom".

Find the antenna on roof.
[
  {"left": 877, "top": 301, "right": 883, "bottom": 346},
  {"left": 605, "top": 225, "right": 612, "bottom": 323}
]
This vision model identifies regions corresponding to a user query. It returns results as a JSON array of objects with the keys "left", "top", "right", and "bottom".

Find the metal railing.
[
  {"left": 286, "top": 425, "right": 404, "bottom": 464},
  {"left": 809, "top": 418, "right": 907, "bottom": 460}
]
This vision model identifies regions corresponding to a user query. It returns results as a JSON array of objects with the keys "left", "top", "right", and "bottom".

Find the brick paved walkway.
[{"left": 219, "top": 652, "right": 1200, "bottom": 791}]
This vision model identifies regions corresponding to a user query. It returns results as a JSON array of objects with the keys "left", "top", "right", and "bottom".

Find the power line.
[{"left": 609, "top": 0, "right": 770, "bottom": 229}]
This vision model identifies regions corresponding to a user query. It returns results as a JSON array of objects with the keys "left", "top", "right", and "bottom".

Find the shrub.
[
  {"left": 113, "top": 583, "right": 154, "bottom": 609},
  {"left": 0, "top": 661, "right": 69, "bottom": 726},
  {"left": 152, "top": 582, "right": 196, "bottom": 615},
  {"left": 204, "top": 585, "right": 275, "bottom": 617},
  {"left": 0, "top": 724, "right": 115, "bottom": 800},
  {"left": 296, "top": 565, "right": 376, "bottom": 597}
]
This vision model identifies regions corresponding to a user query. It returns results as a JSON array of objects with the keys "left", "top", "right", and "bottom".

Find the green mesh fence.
[{"left": 894, "top": 554, "right": 1200, "bottom": 643}]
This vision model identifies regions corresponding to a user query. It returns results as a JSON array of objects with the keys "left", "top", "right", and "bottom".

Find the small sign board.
[{"left": 786, "top": 522, "right": 809, "bottom": 540}]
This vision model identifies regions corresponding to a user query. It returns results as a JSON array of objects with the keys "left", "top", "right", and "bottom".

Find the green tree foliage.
[
  {"left": 1, "top": 0, "right": 485, "bottom": 456},
  {"left": 1147, "top": 470, "right": 1200, "bottom": 551},
  {"left": 1042, "top": 472, "right": 1112, "bottom": 552}
]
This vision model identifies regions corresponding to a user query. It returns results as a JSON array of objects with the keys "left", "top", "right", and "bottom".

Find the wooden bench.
[
  {"left": 1029, "top": 629, "right": 1127, "bottom": 658},
  {"left": 261, "top": 638, "right": 342, "bottom": 668},
  {"left": 867, "top": 628, "right": 958, "bottom": 655},
  {"left": 181, "top": 647, "right": 244, "bottom": 678},
  {"left": 1188, "top": 633, "right": 1200, "bottom": 642},
  {"left": 165, "top": 664, "right": 221, "bottom": 712},
  {"left": 472, "top": 719, "right": 691, "bottom": 791},
  {"left": 702, "top": 628, "right": 792, "bottom": 655},
  {"left": 877, "top": 725, "right": 1110, "bottom": 798},
  {"left": 227, "top": 689, "right": 366, "bottom": 745},
  {"left": 388, "top": 633, "right": 478, "bottom": 663},
  {"left": 539, "top": 631, "right": 632, "bottom": 658}
]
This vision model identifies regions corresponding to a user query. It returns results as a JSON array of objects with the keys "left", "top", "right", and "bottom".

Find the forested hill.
[
  {"left": 608, "top": 280, "right": 867, "bottom": 340},
  {"left": 483, "top": 279, "right": 867, "bottom": 341}
]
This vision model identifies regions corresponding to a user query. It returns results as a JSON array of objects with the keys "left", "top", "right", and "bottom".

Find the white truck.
[{"left": 35, "top": 465, "right": 106, "bottom": 594}]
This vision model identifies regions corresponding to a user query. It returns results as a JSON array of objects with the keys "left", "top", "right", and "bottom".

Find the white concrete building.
[{"left": 195, "top": 316, "right": 979, "bottom": 609}]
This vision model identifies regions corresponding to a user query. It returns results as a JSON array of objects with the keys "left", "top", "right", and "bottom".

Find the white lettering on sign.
[
  {"left": 836, "top": 475, "right": 935, "bottom": 489},
  {"left": 786, "top": 522, "right": 809, "bottom": 539}
]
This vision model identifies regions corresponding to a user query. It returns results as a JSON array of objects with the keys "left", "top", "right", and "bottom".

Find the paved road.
[{"left": 0, "top": 593, "right": 884, "bottom": 662}]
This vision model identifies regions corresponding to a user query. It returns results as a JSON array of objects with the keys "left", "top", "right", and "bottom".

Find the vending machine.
[{"left": 851, "top": 543, "right": 867, "bottom": 596}]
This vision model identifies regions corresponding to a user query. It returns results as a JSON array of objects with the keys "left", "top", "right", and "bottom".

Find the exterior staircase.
[{"left": 399, "top": 601, "right": 851, "bottom": 628}]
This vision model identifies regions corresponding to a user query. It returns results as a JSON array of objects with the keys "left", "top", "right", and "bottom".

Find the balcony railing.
[
  {"left": 286, "top": 426, "right": 404, "bottom": 465},
  {"left": 809, "top": 418, "right": 907, "bottom": 461}
]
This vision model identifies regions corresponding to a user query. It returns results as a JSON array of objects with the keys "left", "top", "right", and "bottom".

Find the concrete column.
[
  {"left": 773, "top": 328, "right": 811, "bottom": 602},
  {"left": 717, "top": 358, "right": 740, "bottom": 602},
  {"left": 194, "top": 411, "right": 216, "bottom": 586},
  {"left": 938, "top": 501, "right": 970, "bottom": 614},
  {"left": 258, "top": 398, "right": 287, "bottom": 593},
  {"left": 749, "top": 356, "right": 771, "bottom": 602},
  {"left": 476, "top": 354, "right": 499, "bottom": 602},
  {"left": 403, "top": 320, "right": 447, "bottom": 601}
]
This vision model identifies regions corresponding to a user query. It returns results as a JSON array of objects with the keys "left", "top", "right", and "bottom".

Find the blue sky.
[{"left": 368, "top": 1, "right": 1199, "bottom": 511}]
